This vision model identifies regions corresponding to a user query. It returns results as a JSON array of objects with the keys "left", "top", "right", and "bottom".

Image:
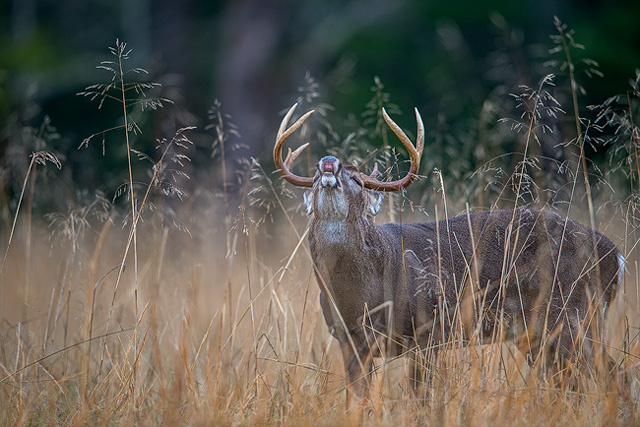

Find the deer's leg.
[
  {"left": 529, "top": 308, "right": 598, "bottom": 388},
  {"left": 408, "top": 346, "right": 436, "bottom": 403},
  {"left": 340, "top": 338, "right": 374, "bottom": 405},
  {"left": 554, "top": 308, "right": 617, "bottom": 380},
  {"left": 517, "top": 327, "right": 544, "bottom": 368}
]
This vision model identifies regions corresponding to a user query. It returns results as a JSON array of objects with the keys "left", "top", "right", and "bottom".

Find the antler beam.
[
  {"left": 273, "top": 103, "right": 315, "bottom": 187},
  {"left": 360, "top": 107, "right": 425, "bottom": 191}
]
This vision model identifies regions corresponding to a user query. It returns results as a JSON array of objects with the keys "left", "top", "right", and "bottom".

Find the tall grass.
[{"left": 1, "top": 21, "right": 640, "bottom": 425}]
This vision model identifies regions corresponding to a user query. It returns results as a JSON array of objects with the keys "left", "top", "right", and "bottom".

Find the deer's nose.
[
  {"left": 319, "top": 156, "right": 340, "bottom": 174},
  {"left": 318, "top": 156, "right": 341, "bottom": 188}
]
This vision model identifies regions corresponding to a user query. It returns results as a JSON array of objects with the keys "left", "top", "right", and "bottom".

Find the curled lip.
[{"left": 322, "top": 160, "right": 336, "bottom": 173}]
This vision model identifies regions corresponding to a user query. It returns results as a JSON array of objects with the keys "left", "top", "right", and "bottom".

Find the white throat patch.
[
  {"left": 321, "top": 174, "right": 338, "bottom": 188},
  {"left": 316, "top": 189, "right": 348, "bottom": 220}
]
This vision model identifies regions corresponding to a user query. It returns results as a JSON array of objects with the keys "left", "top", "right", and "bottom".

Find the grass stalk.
[{"left": 0, "top": 152, "right": 59, "bottom": 282}]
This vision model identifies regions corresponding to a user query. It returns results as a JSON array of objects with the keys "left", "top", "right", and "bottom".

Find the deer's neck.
[
  {"left": 309, "top": 216, "right": 396, "bottom": 329},
  {"left": 309, "top": 216, "right": 385, "bottom": 279},
  {"left": 310, "top": 215, "right": 379, "bottom": 249}
]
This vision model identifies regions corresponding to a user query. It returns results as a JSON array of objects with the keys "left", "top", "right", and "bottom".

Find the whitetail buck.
[{"left": 274, "top": 103, "right": 624, "bottom": 399}]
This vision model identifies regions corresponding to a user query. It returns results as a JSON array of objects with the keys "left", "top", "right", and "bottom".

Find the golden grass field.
[{"left": 1, "top": 180, "right": 639, "bottom": 425}]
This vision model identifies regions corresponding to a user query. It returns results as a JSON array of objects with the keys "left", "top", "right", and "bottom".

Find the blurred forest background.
[
  {"left": 1, "top": 0, "right": 640, "bottom": 219},
  {"left": 2, "top": 1, "right": 640, "bottom": 424}
]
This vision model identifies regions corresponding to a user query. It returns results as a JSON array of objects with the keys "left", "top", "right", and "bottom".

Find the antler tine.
[
  {"left": 381, "top": 107, "right": 420, "bottom": 163},
  {"left": 284, "top": 143, "right": 309, "bottom": 168},
  {"left": 360, "top": 108, "right": 424, "bottom": 191},
  {"left": 273, "top": 103, "right": 315, "bottom": 187},
  {"left": 370, "top": 162, "right": 379, "bottom": 179},
  {"left": 277, "top": 104, "right": 314, "bottom": 141},
  {"left": 414, "top": 107, "right": 425, "bottom": 159}
]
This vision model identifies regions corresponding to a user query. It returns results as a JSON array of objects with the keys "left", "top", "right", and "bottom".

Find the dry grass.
[
  {"left": 0, "top": 195, "right": 639, "bottom": 426},
  {"left": 2, "top": 26, "right": 640, "bottom": 425}
]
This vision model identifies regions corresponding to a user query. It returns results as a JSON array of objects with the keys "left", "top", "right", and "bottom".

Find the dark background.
[{"left": 1, "top": 0, "right": 639, "bottom": 218}]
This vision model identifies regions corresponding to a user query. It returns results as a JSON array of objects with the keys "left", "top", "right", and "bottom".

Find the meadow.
[{"left": 2, "top": 25, "right": 640, "bottom": 426}]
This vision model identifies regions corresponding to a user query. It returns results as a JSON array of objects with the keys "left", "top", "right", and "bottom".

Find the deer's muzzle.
[{"left": 319, "top": 156, "right": 340, "bottom": 188}]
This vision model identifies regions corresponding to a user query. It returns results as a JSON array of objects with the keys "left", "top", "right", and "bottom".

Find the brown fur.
[{"left": 305, "top": 162, "right": 622, "bottom": 398}]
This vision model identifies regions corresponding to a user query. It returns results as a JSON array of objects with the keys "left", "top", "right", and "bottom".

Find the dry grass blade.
[{"left": 0, "top": 152, "right": 60, "bottom": 281}]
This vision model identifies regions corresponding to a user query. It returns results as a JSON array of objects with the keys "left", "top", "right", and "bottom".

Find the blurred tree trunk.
[{"left": 215, "top": 0, "right": 280, "bottom": 161}]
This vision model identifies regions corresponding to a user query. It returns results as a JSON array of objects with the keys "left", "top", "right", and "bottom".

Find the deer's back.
[{"left": 382, "top": 209, "right": 622, "bottom": 340}]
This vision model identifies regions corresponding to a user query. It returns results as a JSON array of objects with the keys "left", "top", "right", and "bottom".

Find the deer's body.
[
  {"left": 274, "top": 104, "right": 624, "bottom": 399},
  {"left": 313, "top": 209, "right": 621, "bottom": 356}
]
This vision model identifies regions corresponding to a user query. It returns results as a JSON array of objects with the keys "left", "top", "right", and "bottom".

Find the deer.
[{"left": 273, "top": 103, "right": 625, "bottom": 400}]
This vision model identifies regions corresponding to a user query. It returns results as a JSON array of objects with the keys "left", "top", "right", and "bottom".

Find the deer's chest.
[{"left": 316, "top": 221, "right": 347, "bottom": 244}]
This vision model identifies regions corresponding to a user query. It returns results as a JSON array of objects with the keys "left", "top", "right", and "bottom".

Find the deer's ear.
[
  {"left": 303, "top": 190, "right": 314, "bottom": 215},
  {"left": 367, "top": 192, "right": 383, "bottom": 216}
]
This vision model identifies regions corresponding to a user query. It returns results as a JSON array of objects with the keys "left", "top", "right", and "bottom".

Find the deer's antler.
[
  {"left": 360, "top": 108, "right": 424, "bottom": 191},
  {"left": 274, "top": 104, "right": 424, "bottom": 191},
  {"left": 273, "top": 103, "right": 315, "bottom": 187}
]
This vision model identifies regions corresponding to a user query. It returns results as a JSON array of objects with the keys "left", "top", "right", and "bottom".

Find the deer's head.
[{"left": 273, "top": 104, "right": 425, "bottom": 221}]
